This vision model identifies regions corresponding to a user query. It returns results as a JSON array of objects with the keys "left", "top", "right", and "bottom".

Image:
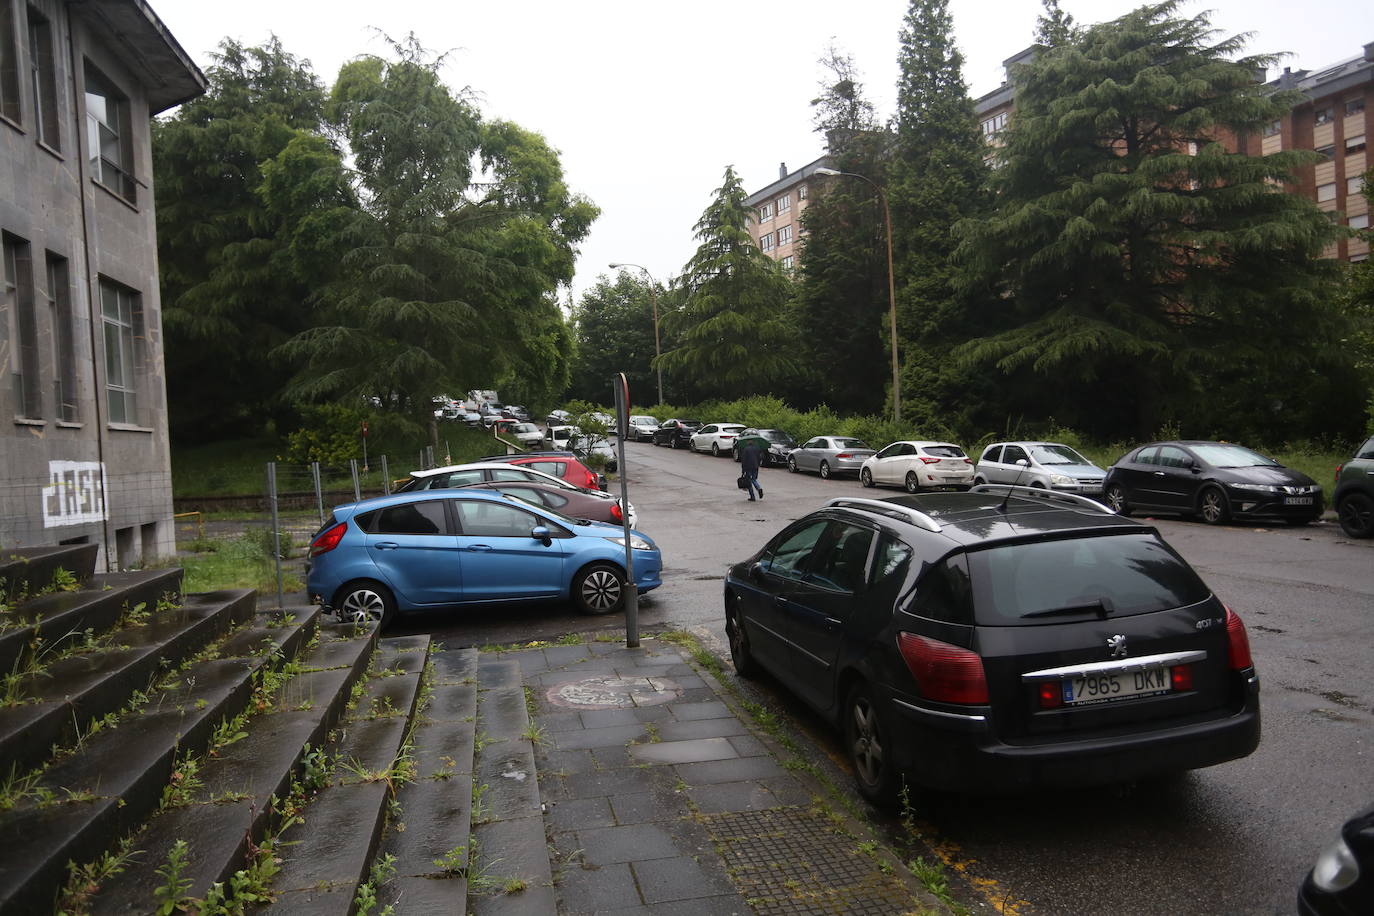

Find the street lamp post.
[
  {"left": 813, "top": 167, "right": 901, "bottom": 424},
  {"left": 608, "top": 262, "right": 663, "bottom": 405}
]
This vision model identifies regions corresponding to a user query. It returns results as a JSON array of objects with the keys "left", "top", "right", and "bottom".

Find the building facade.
[
  {"left": 744, "top": 157, "right": 831, "bottom": 270},
  {"left": 0, "top": 0, "right": 204, "bottom": 569}
]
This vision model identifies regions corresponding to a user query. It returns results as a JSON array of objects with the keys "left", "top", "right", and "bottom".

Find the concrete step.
[
  {"left": 0, "top": 567, "right": 184, "bottom": 674},
  {"left": 0, "top": 607, "right": 319, "bottom": 915},
  {"left": 81, "top": 620, "right": 380, "bottom": 913},
  {"left": 0, "top": 587, "right": 255, "bottom": 774},
  {"left": 0, "top": 542, "right": 99, "bottom": 600}
]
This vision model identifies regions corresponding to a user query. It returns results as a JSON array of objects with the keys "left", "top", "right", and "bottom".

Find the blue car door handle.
[
  {"left": 466, "top": 544, "right": 493, "bottom": 552},
  {"left": 374, "top": 542, "right": 399, "bottom": 550}
]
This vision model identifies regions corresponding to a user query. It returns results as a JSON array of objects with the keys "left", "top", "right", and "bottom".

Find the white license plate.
[
  {"left": 1284, "top": 496, "right": 1313, "bottom": 505},
  {"left": 1062, "top": 667, "right": 1170, "bottom": 705},
  {"left": 1079, "top": 485, "right": 1102, "bottom": 493}
]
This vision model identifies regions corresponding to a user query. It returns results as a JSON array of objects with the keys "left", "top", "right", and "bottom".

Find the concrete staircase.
[{"left": 0, "top": 545, "right": 555, "bottom": 915}]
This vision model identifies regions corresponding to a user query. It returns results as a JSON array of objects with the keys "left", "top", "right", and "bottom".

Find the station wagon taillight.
[
  {"left": 610, "top": 501, "right": 624, "bottom": 523},
  {"left": 310, "top": 522, "right": 347, "bottom": 557},
  {"left": 897, "top": 633, "right": 989, "bottom": 704},
  {"left": 1224, "top": 606, "right": 1253, "bottom": 670}
]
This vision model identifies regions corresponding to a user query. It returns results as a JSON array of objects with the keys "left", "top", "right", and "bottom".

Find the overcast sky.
[{"left": 150, "top": 0, "right": 1369, "bottom": 302}]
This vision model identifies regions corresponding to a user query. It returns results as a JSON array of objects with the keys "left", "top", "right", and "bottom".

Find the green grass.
[{"left": 176, "top": 536, "right": 303, "bottom": 594}]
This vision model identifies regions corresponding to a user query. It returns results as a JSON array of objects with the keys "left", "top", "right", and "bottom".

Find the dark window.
[
  {"left": 762, "top": 520, "right": 829, "bottom": 582},
  {"left": 374, "top": 501, "right": 447, "bottom": 535},
  {"left": 1314, "top": 106, "right": 1333, "bottom": 125},
  {"left": 526, "top": 461, "right": 567, "bottom": 478},
  {"left": 455, "top": 500, "right": 539, "bottom": 538},
  {"left": 1002, "top": 445, "right": 1028, "bottom": 465},
  {"left": 46, "top": 254, "right": 76, "bottom": 421},
  {"left": 911, "top": 554, "right": 973, "bottom": 624},
  {"left": 1156, "top": 446, "right": 1190, "bottom": 469},
  {"left": 28, "top": 6, "right": 59, "bottom": 149},
  {"left": 1315, "top": 145, "right": 1335, "bottom": 161},
  {"left": 922, "top": 445, "right": 965, "bottom": 459},
  {"left": 1262, "top": 119, "right": 1281, "bottom": 137},
  {"left": 980, "top": 445, "right": 1002, "bottom": 463},
  {"left": 966, "top": 534, "right": 1210, "bottom": 625},
  {"left": 1134, "top": 446, "right": 1159, "bottom": 466},
  {"left": 84, "top": 63, "right": 136, "bottom": 202},
  {"left": 4, "top": 232, "right": 41, "bottom": 418},
  {"left": 1346, "top": 98, "right": 1366, "bottom": 117},
  {"left": 806, "top": 523, "right": 874, "bottom": 594},
  {"left": 0, "top": 1, "right": 18, "bottom": 121}
]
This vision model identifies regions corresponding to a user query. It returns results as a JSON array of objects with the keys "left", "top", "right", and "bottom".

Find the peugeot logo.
[{"left": 1107, "top": 634, "right": 1128, "bottom": 658}]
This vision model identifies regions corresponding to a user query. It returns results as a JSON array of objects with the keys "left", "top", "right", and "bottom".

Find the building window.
[
  {"left": 0, "top": 1, "right": 20, "bottom": 122},
  {"left": 1263, "top": 119, "right": 1281, "bottom": 137},
  {"left": 4, "top": 232, "right": 42, "bottom": 418},
  {"left": 757, "top": 203, "right": 772, "bottom": 222},
  {"left": 1350, "top": 214, "right": 1370, "bottom": 231},
  {"left": 1317, "top": 182, "right": 1336, "bottom": 203},
  {"left": 777, "top": 193, "right": 791, "bottom": 214},
  {"left": 781, "top": 255, "right": 794, "bottom": 270},
  {"left": 1346, "top": 134, "right": 1366, "bottom": 155},
  {"left": 1314, "top": 106, "right": 1334, "bottom": 126},
  {"left": 100, "top": 278, "right": 142, "bottom": 425},
  {"left": 777, "top": 224, "right": 792, "bottom": 245},
  {"left": 798, "top": 184, "right": 807, "bottom": 200},
  {"left": 1347, "top": 98, "right": 1366, "bottom": 117},
  {"left": 47, "top": 254, "right": 76, "bottom": 421},
  {"left": 981, "top": 111, "right": 1008, "bottom": 137},
  {"left": 1315, "top": 145, "right": 1335, "bottom": 161},
  {"left": 759, "top": 233, "right": 773, "bottom": 251},
  {"left": 1352, "top": 253, "right": 1370, "bottom": 263},
  {"left": 1350, "top": 175, "right": 1366, "bottom": 196},
  {"left": 28, "top": 6, "right": 59, "bottom": 149},
  {"left": 85, "top": 63, "right": 136, "bottom": 203}
]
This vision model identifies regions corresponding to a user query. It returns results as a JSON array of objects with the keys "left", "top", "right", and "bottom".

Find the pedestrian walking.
[{"left": 739, "top": 440, "right": 764, "bottom": 501}]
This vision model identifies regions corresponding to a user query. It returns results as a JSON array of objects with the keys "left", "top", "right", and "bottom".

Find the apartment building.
[
  {"left": 744, "top": 157, "right": 831, "bottom": 269},
  {"left": 973, "top": 42, "right": 1373, "bottom": 262},
  {"left": 0, "top": 0, "right": 205, "bottom": 569}
]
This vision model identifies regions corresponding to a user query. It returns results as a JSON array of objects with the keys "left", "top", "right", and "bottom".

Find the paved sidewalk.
[{"left": 500, "top": 636, "right": 946, "bottom": 915}]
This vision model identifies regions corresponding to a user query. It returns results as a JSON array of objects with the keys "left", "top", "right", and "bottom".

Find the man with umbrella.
[{"left": 737, "top": 433, "right": 767, "bottom": 501}]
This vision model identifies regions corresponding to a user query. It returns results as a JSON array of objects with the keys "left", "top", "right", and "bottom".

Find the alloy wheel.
[{"left": 578, "top": 567, "right": 623, "bottom": 613}]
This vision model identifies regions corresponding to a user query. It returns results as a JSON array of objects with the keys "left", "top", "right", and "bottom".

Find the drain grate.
[{"left": 702, "top": 807, "right": 920, "bottom": 915}]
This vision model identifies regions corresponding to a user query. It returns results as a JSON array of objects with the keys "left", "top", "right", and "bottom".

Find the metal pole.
[
  {"left": 381, "top": 455, "right": 391, "bottom": 496},
  {"left": 267, "top": 462, "right": 284, "bottom": 610},
  {"left": 614, "top": 373, "right": 638, "bottom": 648},
  {"left": 350, "top": 459, "right": 361, "bottom": 503},
  {"left": 311, "top": 461, "right": 324, "bottom": 526}
]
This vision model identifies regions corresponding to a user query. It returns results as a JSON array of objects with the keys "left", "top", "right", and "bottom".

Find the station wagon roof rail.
[
  {"left": 824, "top": 498, "right": 942, "bottom": 532},
  {"left": 967, "top": 485, "right": 1113, "bottom": 515}
]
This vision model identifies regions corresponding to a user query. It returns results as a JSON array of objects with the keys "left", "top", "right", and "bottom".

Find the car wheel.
[
  {"left": 904, "top": 472, "right": 921, "bottom": 493},
  {"left": 861, "top": 468, "right": 874, "bottom": 488},
  {"left": 725, "top": 599, "right": 758, "bottom": 678},
  {"left": 573, "top": 563, "right": 625, "bottom": 615},
  {"left": 1337, "top": 493, "right": 1374, "bottom": 538},
  {"left": 973, "top": 475, "right": 986, "bottom": 485},
  {"left": 844, "top": 682, "right": 899, "bottom": 805},
  {"left": 787, "top": 455, "right": 798, "bottom": 473},
  {"left": 1199, "top": 487, "right": 1230, "bottom": 525},
  {"left": 334, "top": 580, "right": 395, "bottom": 627},
  {"left": 819, "top": 461, "right": 831, "bottom": 480},
  {"left": 711, "top": 443, "right": 721, "bottom": 457},
  {"left": 671, "top": 437, "right": 682, "bottom": 450},
  {"left": 1105, "top": 483, "right": 1130, "bottom": 516}
]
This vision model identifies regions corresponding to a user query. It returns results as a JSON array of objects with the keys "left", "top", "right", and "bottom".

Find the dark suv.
[
  {"left": 723, "top": 487, "right": 1261, "bottom": 802},
  {"left": 1334, "top": 436, "right": 1374, "bottom": 538}
]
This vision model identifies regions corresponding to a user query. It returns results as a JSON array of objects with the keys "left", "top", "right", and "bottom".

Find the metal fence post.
[
  {"left": 267, "top": 461, "right": 285, "bottom": 610},
  {"left": 312, "top": 461, "right": 324, "bottom": 525},
  {"left": 350, "top": 459, "right": 361, "bottom": 502},
  {"left": 381, "top": 455, "right": 391, "bottom": 495}
]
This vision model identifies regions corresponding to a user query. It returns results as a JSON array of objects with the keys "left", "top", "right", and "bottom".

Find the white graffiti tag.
[{"left": 42, "top": 461, "right": 108, "bottom": 528}]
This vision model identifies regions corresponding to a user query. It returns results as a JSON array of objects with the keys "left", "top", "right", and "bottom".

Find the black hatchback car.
[
  {"left": 723, "top": 488, "right": 1260, "bottom": 802},
  {"left": 1103, "top": 440, "right": 1323, "bottom": 526},
  {"left": 652, "top": 418, "right": 702, "bottom": 449}
]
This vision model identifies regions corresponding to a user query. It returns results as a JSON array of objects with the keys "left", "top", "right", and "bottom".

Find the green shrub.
[{"left": 285, "top": 405, "right": 365, "bottom": 466}]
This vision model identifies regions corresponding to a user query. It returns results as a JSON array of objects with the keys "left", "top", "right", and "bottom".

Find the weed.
[
  {"left": 53, "top": 834, "right": 139, "bottom": 914},
  {"left": 354, "top": 853, "right": 397, "bottom": 915},
  {"left": 522, "top": 722, "right": 547, "bottom": 747},
  {"left": 434, "top": 840, "right": 472, "bottom": 875},
  {"left": 503, "top": 877, "right": 528, "bottom": 893},
  {"left": 159, "top": 750, "right": 203, "bottom": 810},
  {"left": 50, "top": 567, "right": 81, "bottom": 592},
  {"left": 0, "top": 761, "right": 43, "bottom": 811},
  {"left": 368, "top": 694, "right": 399, "bottom": 719},
  {"left": 473, "top": 729, "right": 492, "bottom": 752},
  {"left": 153, "top": 839, "right": 193, "bottom": 915},
  {"left": 471, "top": 782, "right": 492, "bottom": 825},
  {"left": 555, "top": 632, "right": 583, "bottom": 646}
]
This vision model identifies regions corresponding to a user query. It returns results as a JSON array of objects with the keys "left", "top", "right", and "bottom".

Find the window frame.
[
  {"left": 0, "top": 0, "right": 20, "bottom": 123},
  {"left": 99, "top": 277, "right": 142, "bottom": 426},
  {"left": 46, "top": 253, "right": 77, "bottom": 422},
  {"left": 84, "top": 62, "right": 136, "bottom": 203},
  {"left": 27, "top": 5, "right": 59, "bottom": 150},
  {"left": 4, "top": 232, "right": 42, "bottom": 419}
]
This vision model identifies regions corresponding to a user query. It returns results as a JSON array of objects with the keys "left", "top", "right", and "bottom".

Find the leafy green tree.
[
  {"left": 1035, "top": 0, "right": 1078, "bottom": 47},
  {"left": 657, "top": 167, "right": 799, "bottom": 400},
  {"left": 154, "top": 37, "right": 352, "bottom": 440},
  {"left": 888, "top": 0, "right": 991, "bottom": 429},
  {"left": 954, "top": 1, "right": 1348, "bottom": 441},
  {"left": 278, "top": 37, "right": 595, "bottom": 444},
  {"left": 569, "top": 272, "right": 662, "bottom": 403},
  {"left": 1342, "top": 165, "right": 1374, "bottom": 433}
]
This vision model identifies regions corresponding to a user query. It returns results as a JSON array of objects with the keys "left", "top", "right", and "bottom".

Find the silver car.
[
  {"left": 974, "top": 441, "right": 1107, "bottom": 494},
  {"left": 625, "top": 415, "right": 660, "bottom": 441},
  {"left": 787, "top": 436, "right": 876, "bottom": 479}
]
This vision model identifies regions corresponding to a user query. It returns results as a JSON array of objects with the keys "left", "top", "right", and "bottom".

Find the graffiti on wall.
[{"left": 42, "top": 461, "right": 108, "bottom": 528}]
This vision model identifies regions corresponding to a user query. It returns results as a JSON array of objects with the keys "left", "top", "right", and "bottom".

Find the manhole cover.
[{"left": 546, "top": 675, "right": 683, "bottom": 709}]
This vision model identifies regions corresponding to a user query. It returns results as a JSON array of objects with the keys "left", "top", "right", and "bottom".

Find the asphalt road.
[{"left": 395, "top": 438, "right": 1374, "bottom": 915}]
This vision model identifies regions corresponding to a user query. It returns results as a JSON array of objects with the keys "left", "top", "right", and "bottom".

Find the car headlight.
[
  {"left": 1229, "top": 483, "right": 1282, "bottom": 493},
  {"left": 1311, "top": 837, "right": 1360, "bottom": 893},
  {"left": 610, "top": 535, "right": 654, "bottom": 551},
  {"left": 1049, "top": 473, "right": 1074, "bottom": 486}
]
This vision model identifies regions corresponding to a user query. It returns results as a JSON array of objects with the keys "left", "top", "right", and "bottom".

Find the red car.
[
  {"left": 455, "top": 481, "right": 636, "bottom": 527},
  {"left": 475, "top": 451, "right": 604, "bottom": 491}
]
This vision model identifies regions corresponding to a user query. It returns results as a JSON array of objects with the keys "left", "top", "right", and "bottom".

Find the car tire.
[
  {"left": 787, "top": 455, "right": 798, "bottom": 473},
  {"left": 725, "top": 599, "right": 758, "bottom": 678},
  {"left": 1199, "top": 487, "right": 1230, "bottom": 525},
  {"left": 1337, "top": 493, "right": 1374, "bottom": 538},
  {"left": 572, "top": 562, "right": 625, "bottom": 615},
  {"left": 973, "top": 475, "right": 986, "bottom": 485},
  {"left": 844, "top": 681, "right": 899, "bottom": 805},
  {"left": 711, "top": 443, "right": 721, "bottom": 457},
  {"left": 671, "top": 437, "right": 682, "bottom": 450},
  {"left": 819, "top": 461, "right": 831, "bottom": 480},
  {"left": 1105, "top": 483, "right": 1131, "bottom": 516},
  {"left": 861, "top": 468, "right": 874, "bottom": 488},
  {"left": 904, "top": 472, "right": 921, "bottom": 493},
  {"left": 333, "top": 580, "right": 395, "bottom": 627}
]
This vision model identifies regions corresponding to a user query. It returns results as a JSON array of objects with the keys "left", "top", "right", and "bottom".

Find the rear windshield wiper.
[{"left": 1021, "top": 597, "right": 1114, "bottom": 619}]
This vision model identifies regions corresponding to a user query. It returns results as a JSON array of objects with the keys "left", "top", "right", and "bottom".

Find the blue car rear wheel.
[{"left": 335, "top": 580, "right": 394, "bottom": 627}]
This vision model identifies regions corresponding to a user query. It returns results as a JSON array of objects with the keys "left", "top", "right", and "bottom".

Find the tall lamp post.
[
  {"left": 813, "top": 167, "right": 901, "bottom": 424},
  {"left": 608, "top": 262, "right": 663, "bottom": 405}
]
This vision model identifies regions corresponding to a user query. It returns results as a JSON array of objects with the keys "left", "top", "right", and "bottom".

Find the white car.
[
  {"left": 545, "top": 424, "right": 578, "bottom": 449},
  {"left": 508, "top": 422, "right": 545, "bottom": 449},
  {"left": 626, "top": 415, "right": 660, "bottom": 441},
  {"left": 690, "top": 423, "right": 746, "bottom": 457},
  {"left": 860, "top": 441, "right": 975, "bottom": 492}
]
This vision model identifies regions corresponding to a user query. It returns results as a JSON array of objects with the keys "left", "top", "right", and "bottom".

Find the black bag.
[{"left": 736, "top": 475, "right": 749, "bottom": 490}]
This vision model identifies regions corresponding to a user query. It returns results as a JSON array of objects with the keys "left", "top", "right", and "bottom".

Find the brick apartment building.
[
  {"left": 1, "top": 0, "right": 205, "bottom": 569},
  {"left": 744, "top": 156, "right": 831, "bottom": 269}
]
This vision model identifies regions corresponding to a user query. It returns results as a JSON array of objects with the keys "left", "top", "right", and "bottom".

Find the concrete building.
[
  {"left": 1, "top": 0, "right": 205, "bottom": 570},
  {"left": 973, "top": 42, "right": 1373, "bottom": 262},
  {"left": 744, "top": 157, "right": 831, "bottom": 270}
]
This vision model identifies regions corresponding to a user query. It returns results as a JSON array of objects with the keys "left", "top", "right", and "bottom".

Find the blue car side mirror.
[{"left": 531, "top": 525, "right": 553, "bottom": 546}]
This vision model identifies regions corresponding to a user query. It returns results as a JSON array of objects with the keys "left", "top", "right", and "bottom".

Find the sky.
[{"left": 149, "top": 0, "right": 1370, "bottom": 303}]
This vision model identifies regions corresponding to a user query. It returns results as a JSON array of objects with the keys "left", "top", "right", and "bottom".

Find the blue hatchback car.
[{"left": 306, "top": 489, "right": 662, "bottom": 623}]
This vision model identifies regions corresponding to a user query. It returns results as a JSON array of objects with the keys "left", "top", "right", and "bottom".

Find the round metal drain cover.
[{"left": 547, "top": 675, "right": 683, "bottom": 709}]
